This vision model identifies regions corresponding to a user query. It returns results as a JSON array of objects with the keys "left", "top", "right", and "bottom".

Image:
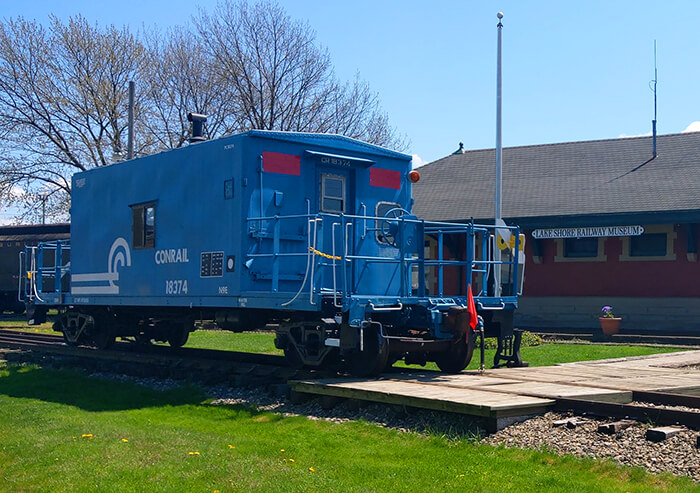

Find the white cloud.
[
  {"left": 682, "top": 121, "right": 700, "bottom": 133},
  {"left": 618, "top": 131, "right": 652, "bottom": 139},
  {"left": 411, "top": 154, "right": 428, "bottom": 169},
  {"left": 8, "top": 185, "right": 25, "bottom": 199},
  {"left": 0, "top": 186, "right": 25, "bottom": 224}
]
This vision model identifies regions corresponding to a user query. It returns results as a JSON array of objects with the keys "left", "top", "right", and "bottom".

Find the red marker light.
[{"left": 409, "top": 170, "right": 420, "bottom": 183}]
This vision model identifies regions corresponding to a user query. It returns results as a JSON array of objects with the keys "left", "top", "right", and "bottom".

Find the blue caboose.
[{"left": 22, "top": 130, "right": 523, "bottom": 375}]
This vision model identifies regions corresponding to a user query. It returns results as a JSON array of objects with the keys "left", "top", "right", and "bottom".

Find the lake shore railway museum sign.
[{"left": 532, "top": 226, "right": 644, "bottom": 239}]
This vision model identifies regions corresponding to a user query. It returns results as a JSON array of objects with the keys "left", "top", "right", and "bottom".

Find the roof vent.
[{"left": 187, "top": 113, "right": 208, "bottom": 143}]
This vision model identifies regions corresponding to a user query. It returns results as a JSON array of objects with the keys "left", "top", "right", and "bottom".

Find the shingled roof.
[{"left": 412, "top": 132, "right": 700, "bottom": 226}]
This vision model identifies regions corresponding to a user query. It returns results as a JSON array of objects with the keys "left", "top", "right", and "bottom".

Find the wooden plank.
[
  {"left": 384, "top": 375, "right": 632, "bottom": 403},
  {"left": 291, "top": 379, "right": 554, "bottom": 418},
  {"left": 476, "top": 382, "right": 632, "bottom": 403}
]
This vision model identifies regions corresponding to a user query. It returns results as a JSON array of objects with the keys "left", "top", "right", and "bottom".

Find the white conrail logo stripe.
[{"left": 71, "top": 238, "right": 131, "bottom": 295}]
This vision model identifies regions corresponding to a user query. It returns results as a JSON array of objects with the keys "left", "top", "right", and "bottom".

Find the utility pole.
[
  {"left": 41, "top": 193, "right": 47, "bottom": 224},
  {"left": 127, "top": 81, "right": 135, "bottom": 160}
]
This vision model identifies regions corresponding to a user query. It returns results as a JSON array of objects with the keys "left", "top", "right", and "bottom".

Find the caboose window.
[
  {"left": 321, "top": 174, "right": 345, "bottom": 213},
  {"left": 131, "top": 203, "right": 156, "bottom": 249}
]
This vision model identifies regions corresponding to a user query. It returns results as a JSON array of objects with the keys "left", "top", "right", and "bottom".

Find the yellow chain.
[{"left": 308, "top": 246, "right": 343, "bottom": 260}]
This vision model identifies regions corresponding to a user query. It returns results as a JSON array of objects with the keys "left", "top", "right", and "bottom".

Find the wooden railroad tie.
[
  {"left": 645, "top": 426, "right": 682, "bottom": 443},
  {"left": 597, "top": 420, "right": 635, "bottom": 435},
  {"left": 552, "top": 417, "right": 588, "bottom": 429}
]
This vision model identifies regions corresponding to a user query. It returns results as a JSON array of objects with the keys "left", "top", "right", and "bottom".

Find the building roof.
[{"left": 412, "top": 132, "right": 700, "bottom": 226}]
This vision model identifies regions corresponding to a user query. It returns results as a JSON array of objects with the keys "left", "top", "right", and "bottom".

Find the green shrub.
[{"left": 481, "top": 331, "right": 542, "bottom": 350}]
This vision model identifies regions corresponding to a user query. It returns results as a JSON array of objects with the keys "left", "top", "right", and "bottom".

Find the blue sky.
[{"left": 2, "top": 0, "right": 699, "bottom": 167}]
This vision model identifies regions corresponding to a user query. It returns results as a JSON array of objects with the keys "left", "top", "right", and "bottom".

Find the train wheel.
[
  {"left": 92, "top": 328, "right": 115, "bottom": 350},
  {"left": 59, "top": 311, "right": 89, "bottom": 346},
  {"left": 91, "top": 311, "right": 116, "bottom": 350},
  {"left": 435, "top": 331, "right": 476, "bottom": 373},
  {"left": 167, "top": 320, "right": 192, "bottom": 348},
  {"left": 62, "top": 331, "right": 78, "bottom": 347},
  {"left": 284, "top": 344, "right": 305, "bottom": 369},
  {"left": 167, "top": 328, "right": 189, "bottom": 348},
  {"left": 346, "top": 327, "right": 389, "bottom": 377},
  {"left": 134, "top": 334, "right": 152, "bottom": 346}
]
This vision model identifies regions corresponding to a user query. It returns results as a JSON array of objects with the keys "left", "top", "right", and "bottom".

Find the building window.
[
  {"left": 131, "top": 202, "right": 156, "bottom": 249},
  {"left": 629, "top": 233, "right": 667, "bottom": 257},
  {"left": 554, "top": 237, "right": 607, "bottom": 263},
  {"left": 563, "top": 237, "right": 598, "bottom": 258},
  {"left": 320, "top": 174, "right": 345, "bottom": 213},
  {"left": 619, "top": 224, "right": 676, "bottom": 262}
]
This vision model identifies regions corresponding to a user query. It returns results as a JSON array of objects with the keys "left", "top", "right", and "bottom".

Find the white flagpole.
[{"left": 494, "top": 12, "right": 504, "bottom": 297}]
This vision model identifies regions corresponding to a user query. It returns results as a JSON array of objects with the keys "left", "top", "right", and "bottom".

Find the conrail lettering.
[{"left": 155, "top": 248, "right": 190, "bottom": 264}]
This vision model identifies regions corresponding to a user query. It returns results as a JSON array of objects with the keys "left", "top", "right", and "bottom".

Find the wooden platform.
[{"left": 290, "top": 350, "right": 700, "bottom": 430}]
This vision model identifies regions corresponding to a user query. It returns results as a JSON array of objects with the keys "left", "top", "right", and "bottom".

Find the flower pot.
[{"left": 599, "top": 317, "right": 622, "bottom": 335}]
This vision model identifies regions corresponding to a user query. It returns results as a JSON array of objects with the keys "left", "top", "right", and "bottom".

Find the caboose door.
[{"left": 314, "top": 165, "right": 354, "bottom": 295}]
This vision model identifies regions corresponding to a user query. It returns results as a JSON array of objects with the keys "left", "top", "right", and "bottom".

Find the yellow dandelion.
[
  {"left": 289, "top": 458, "right": 295, "bottom": 463},
  {"left": 280, "top": 448, "right": 285, "bottom": 452},
  {"left": 55, "top": 458, "right": 59, "bottom": 461},
  {"left": 227, "top": 444, "right": 235, "bottom": 449},
  {"left": 121, "top": 438, "right": 129, "bottom": 443},
  {"left": 81, "top": 434, "right": 93, "bottom": 440},
  {"left": 214, "top": 490, "right": 220, "bottom": 493},
  {"left": 188, "top": 451, "right": 201, "bottom": 456},
  {"left": 309, "top": 467, "right": 315, "bottom": 472}
]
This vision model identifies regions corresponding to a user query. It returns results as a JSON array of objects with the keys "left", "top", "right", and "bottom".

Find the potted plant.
[{"left": 599, "top": 305, "right": 622, "bottom": 335}]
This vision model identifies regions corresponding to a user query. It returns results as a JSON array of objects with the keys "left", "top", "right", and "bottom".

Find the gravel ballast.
[{"left": 483, "top": 412, "right": 699, "bottom": 481}]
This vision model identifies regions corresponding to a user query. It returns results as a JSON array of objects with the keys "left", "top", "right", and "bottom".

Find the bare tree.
[
  {"left": 0, "top": 3, "right": 405, "bottom": 222},
  {"left": 196, "top": 0, "right": 405, "bottom": 149},
  {"left": 140, "top": 25, "right": 239, "bottom": 149},
  {"left": 0, "top": 15, "right": 145, "bottom": 221}
]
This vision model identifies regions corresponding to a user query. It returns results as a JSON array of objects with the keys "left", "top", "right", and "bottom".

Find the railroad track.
[
  {"left": 0, "top": 329, "right": 316, "bottom": 385},
  {"left": 1, "top": 329, "right": 699, "bottom": 431},
  {"left": 0, "top": 329, "right": 65, "bottom": 348}
]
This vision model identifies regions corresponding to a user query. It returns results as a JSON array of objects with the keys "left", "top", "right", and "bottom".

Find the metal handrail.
[
  {"left": 21, "top": 240, "right": 71, "bottom": 302},
  {"left": 245, "top": 212, "right": 519, "bottom": 305}
]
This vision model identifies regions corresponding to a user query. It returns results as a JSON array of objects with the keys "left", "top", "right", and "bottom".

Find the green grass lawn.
[
  {"left": 0, "top": 318, "right": 53, "bottom": 332},
  {"left": 186, "top": 330, "right": 282, "bottom": 355},
  {"left": 0, "top": 364, "right": 696, "bottom": 492}
]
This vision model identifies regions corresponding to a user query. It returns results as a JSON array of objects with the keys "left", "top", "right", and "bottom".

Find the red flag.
[{"left": 467, "top": 284, "right": 478, "bottom": 330}]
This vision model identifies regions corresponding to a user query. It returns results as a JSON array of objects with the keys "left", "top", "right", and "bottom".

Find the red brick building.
[{"left": 413, "top": 132, "right": 700, "bottom": 333}]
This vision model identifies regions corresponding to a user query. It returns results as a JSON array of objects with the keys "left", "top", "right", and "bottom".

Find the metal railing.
[
  {"left": 20, "top": 240, "right": 71, "bottom": 302},
  {"left": 246, "top": 211, "right": 521, "bottom": 309}
]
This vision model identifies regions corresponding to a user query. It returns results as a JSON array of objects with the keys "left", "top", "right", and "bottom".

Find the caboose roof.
[
  {"left": 412, "top": 131, "right": 700, "bottom": 227},
  {"left": 243, "top": 130, "right": 411, "bottom": 161}
]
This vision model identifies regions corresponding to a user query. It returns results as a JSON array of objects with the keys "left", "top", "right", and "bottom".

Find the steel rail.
[{"left": 554, "top": 397, "right": 700, "bottom": 429}]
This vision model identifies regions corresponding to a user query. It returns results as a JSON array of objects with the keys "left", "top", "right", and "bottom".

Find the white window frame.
[{"left": 320, "top": 173, "right": 346, "bottom": 213}]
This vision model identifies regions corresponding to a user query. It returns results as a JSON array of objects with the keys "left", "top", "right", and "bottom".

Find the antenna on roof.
[{"left": 650, "top": 40, "right": 658, "bottom": 158}]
